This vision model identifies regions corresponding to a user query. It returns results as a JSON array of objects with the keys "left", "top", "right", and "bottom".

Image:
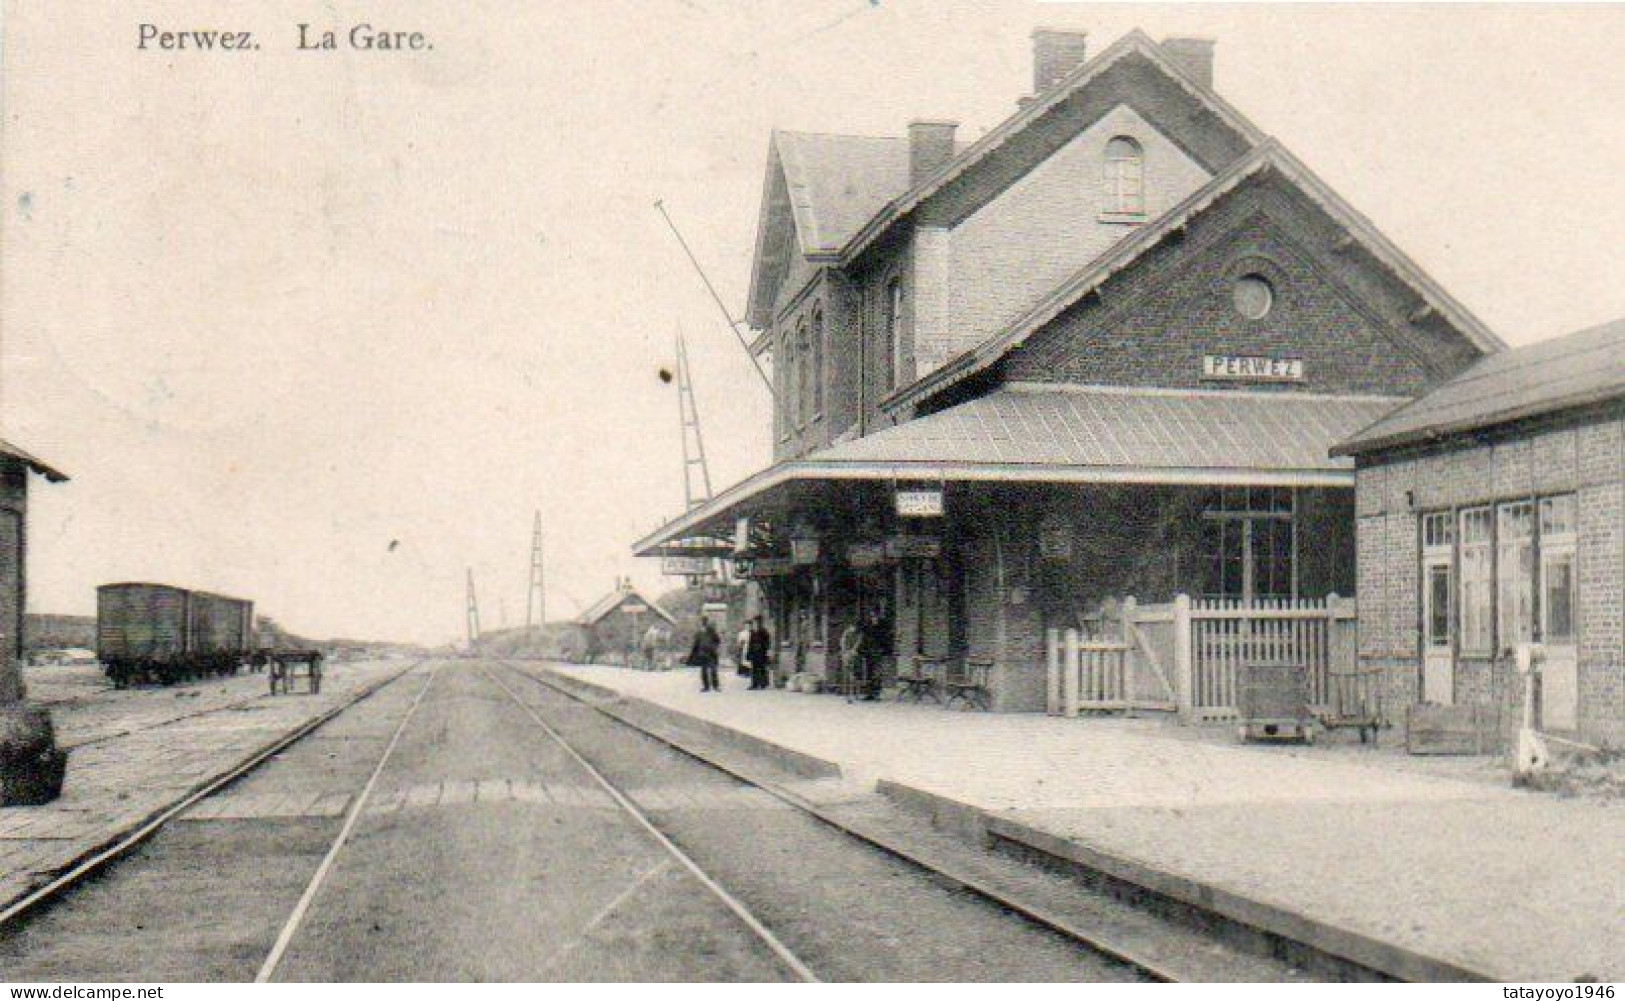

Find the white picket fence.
[{"left": 1046, "top": 594, "right": 1357, "bottom": 722}]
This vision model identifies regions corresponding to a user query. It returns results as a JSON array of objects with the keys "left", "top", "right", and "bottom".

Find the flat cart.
[
  {"left": 264, "top": 649, "right": 324, "bottom": 695},
  {"left": 1237, "top": 661, "right": 1315, "bottom": 743}
]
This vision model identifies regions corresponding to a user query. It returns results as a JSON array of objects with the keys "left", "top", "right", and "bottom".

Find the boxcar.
[{"left": 96, "top": 583, "right": 254, "bottom": 686}]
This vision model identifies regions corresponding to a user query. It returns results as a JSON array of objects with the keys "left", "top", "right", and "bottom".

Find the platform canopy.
[{"left": 634, "top": 384, "right": 1403, "bottom": 557}]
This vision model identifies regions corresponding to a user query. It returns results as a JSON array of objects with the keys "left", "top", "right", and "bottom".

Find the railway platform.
[
  {"left": 0, "top": 659, "right": 412, "bottom": 912},
  {"left": 550, "top": 662, "right": 1623, "bottom": 983}
]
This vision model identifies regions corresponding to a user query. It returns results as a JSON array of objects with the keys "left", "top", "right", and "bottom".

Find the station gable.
[{"left": 996, "top": 172, "right": 1488, "bottom": 400}]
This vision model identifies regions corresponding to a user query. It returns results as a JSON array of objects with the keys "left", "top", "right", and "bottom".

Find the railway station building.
[
  {"left": 636, "top": 30, "right": 1505, "bottom": 717},
  {"left": 1333, "top": 320, "right": 1624, "bottom": 748}
]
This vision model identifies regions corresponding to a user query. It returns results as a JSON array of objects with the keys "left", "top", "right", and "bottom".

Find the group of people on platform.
[{"left": 682, "top": 606, "right": 892, "bottom": 699}]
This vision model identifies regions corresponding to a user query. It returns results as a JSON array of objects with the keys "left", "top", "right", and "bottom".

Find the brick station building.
[
  {"left": 1334, "top": 320, "right": 1624, "bottom": 747},
  {"left": 636, "top": 30, "right": 1504, "bottom": 714}
]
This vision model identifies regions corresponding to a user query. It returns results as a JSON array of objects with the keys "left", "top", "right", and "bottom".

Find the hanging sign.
[
  {"left": 846, "top": 543, "right": 887, "bottom": 568},
  {"left": 733, "top": 517, "right": 751, "bottom": 553},
  {"left": 746, "top": 557, "right": 795, "bottom": 578},
  {"left": 790, "top": 539, "right": 821, "bottom": 564},
  {"left": 1202, "top": 355, "right": 1304, "bottom": 383},
  {"left": 895, "top": 488, "right": 944, "bottom": 518},
  {"left": 885, "top": 534, "right": 942, "bottom": 559},
  {"left": 661, "top": 555, "right": 713, "bottom": 576}
]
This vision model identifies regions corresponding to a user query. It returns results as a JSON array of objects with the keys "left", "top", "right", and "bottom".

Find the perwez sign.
[
  {"left": 1202, "top": 355, "right": 1305, "bottom": 383},
  {"left": 661, "top": 555, "right": 713, "bottom": 576}
]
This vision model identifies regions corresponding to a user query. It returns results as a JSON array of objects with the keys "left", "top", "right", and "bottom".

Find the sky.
[{"left": 1, "top": 2, "right": 1621, "bottom": 645}]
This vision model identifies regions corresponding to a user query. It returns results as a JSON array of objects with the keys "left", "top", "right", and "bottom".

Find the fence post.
[
  {"left": 1063, "top": 628, "right": 1080, "bottom": 719},
  {"left": 1121, "top": 596, "right": 1137, "bottom": 714},
  {"left": 1045, "top": 627, "right": 1060, "bottom": 715},
  {"left": 1173, "top": 593, "right": 1193, "bottom": 723}
]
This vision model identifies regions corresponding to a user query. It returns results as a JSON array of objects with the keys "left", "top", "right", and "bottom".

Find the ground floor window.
[
  {"left": 1540, "top": 495, "right": 1577, "bottom": 645},
  {"left": 1497, "top": 501, "right": 1535, "bottom": 652},
  {"left": 1198, "top": 487, "right": 1295, "bottom": 600},
  {"left": 1459, "top": 507, "right": 1494, "bottom": 655}
]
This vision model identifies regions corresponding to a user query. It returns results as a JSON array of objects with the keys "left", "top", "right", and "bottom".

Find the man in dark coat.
[
  {"left": 746, "top": 616, "right": 773, "bottom": 690},
  {"left": 687, "top": 616, "right": 722, "bottom": 692}
]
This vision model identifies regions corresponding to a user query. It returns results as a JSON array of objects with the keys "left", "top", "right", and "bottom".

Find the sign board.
[
  {"left": 745, "top": 557, "right": 795, "bottom": 578},
  {"left": 790, "top": 538, "right": 821, "bottom": 565},
  {"left": 620, "top": 600, "right": 648, "bottom": 615},
  {"left": 1202, "top": 355, "right": 1304, "bottom": 383},
  {"left": 733, "top": 517, "right": 750, "bottom": 554},
  {"left": 895, "top": 489, "right": 944, "bottom": 518},
  {"left": 885, "top": 534, "right": 941, "bottom": 559},
  {"left": 661, "top": 554, "right": 713, "bottom": 576},
  {"left": 846, "top": 542, "right": 887, "bottom": 568},
  {"left": 1038, "top": 523, "right": 1072, "bottom": 561}
]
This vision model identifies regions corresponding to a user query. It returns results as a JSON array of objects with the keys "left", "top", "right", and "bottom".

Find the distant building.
[
  {"left": 635, "top": 29, "right": 1504, "bottom": 717},
  {"left": 1335, "top": 320, "right": 1624, "bottom": 747},
  {"left": 573, "top": 579, "right": 677, "bottom": 665}
]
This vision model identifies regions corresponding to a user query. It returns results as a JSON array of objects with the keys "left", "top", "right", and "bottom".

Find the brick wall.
[
  {"left": 943, "top": 103, "right": 1212, "bottom": 367},
  {"left": 1353, "top": 409, "right": 1625, "bottom": 747},
  {"left": 0, "top": 465, "right": 26, "bottom": 691},
  {"left": 1003, "top": 173, "right": 1478, "bottom": 397}
]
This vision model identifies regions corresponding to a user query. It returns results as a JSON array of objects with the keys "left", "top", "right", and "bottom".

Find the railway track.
[
  {"left": 488, "top": 660, "right": 1204, "bottom": 983},
  {"left": 0, "top": 660, "right": 425, "bottom": 932}
]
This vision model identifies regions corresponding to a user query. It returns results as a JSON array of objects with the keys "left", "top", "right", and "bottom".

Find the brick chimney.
[
  {"left": 1032, "top": 28, "right": 1089, "bottom": 93},
  {"left": 908, "top": 119, "right": 958, "bottom": 185},
  {"left": 1161, "top": 36, "right": 1216, "bottom": 89}
]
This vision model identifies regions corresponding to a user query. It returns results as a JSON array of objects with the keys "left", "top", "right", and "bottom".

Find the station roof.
[
  {"left": 1334, "top": 318, "right": 1625, "bottom": 456},
  {"left": 577, "top": 584, "right": 677, "bottom": 628},
  {"left": 0, "top": 438, "right": 68, "bottom": 482},
  {"left": 634, "top": 385, "right": 1400, "bottom": 556}
]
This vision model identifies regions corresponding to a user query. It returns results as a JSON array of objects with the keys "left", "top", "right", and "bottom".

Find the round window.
[{"left": 1233, "top": 274, "right": 1274, "bottom": 320}]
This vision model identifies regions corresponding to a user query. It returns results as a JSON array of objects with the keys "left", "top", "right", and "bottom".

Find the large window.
[
  {"left": 1497, "top": 500, "right": 1535, "bottom": 653},
  {"left": 796, "top": 318, "right": 812, "bottom": 427},
  {"left": 1459, "top": 507, "right": 1494, "bottom": 655},
  {"left": 810, "top": 307, "right": 824, "bottom": 419},
  {"left": 882, "top": 278, "right": 903, "bottom": 391},
  {"left": 1198, "top": 487, "right": 1295, "bottom": 600},
  {"left": 1540, "top": 495, "right": 1577, "bottom": 645},
  {"left": 782, "top": 331, "right": 799, "bottom": 434},
  {"left": 1103, "top": 136, "right": 1145, "bottom": 216}
]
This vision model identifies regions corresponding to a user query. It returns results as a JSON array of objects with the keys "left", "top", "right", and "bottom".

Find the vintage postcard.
[{"left": 0, "top": 1, "right": 1620, "bottom": 989}]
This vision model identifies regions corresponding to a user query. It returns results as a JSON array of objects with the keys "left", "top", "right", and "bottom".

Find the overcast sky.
[{"left": 2, "top": 2, "right": 1621, "bottom": 645}]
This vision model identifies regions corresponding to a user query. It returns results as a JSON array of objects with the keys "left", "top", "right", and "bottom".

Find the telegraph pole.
[
  {"left": 465, "top": 569, "right": 482, "bottom": 650},
  {"left": 675, "top": 327, "right": 714, "bottom": 511},
  {"left": 525, "top": 510, "right": 545, "bottom": 633}
]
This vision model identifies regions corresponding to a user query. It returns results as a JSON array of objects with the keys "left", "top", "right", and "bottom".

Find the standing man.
[
  {"left": 746, "top": 616, "right": 773, "bottom": 690},
  {"left": 686, "top": 615, "right": 722, "bottom": 693},
  {"left": 861, "top": 606, "right": 891, "bottom": 700},
  {"left": 837, "top": 616, "right": 863, "bottom": 699}
]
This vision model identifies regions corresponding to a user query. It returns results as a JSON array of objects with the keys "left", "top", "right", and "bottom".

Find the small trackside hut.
[
  {"left": 573, "top": 579, "right": 678, "bottom": 667},
  {"left": 636, "top": 29, "right": 1505, "bottom": 720},
  {"left": 1333, "top": 320, "right": 1625, "bottom": 750}
]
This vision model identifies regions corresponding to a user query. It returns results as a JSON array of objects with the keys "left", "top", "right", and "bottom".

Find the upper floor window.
[
  {"left": 1103, "top": 136, "right": 1145, "bottom": 217},
  {"left": 810, "top": 308, "right": 824, "bottom": 419},
  {"left": 794, "top": 318, "right": 811, "bottom": 427},
  {"left": 882, "top": 278, "right": 903, "bottom": 391},
  {"left": 781, "top": 331, "right": 798, "bottom": 437}
]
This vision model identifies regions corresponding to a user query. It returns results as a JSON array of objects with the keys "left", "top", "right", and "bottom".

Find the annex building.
[{"left": 637, "top": 29, "right": 1505, "bottom": 719}]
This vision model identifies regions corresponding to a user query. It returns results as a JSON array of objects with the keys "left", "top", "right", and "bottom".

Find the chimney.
[
  {"left": 1032, "top": 28, "right": 1089, "bottom": 94},
  {"left": 908, "top": 119, "right": 958, "bottom": 185},
  {"left": 1161, "top": 36, "right": 1216, "bottom": 89}
]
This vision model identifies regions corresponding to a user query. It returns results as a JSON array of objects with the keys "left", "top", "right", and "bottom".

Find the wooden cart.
[
  {"left": 1237, "top": 661, "right": 1315, "bottom": 743},
  {"left": 264, "top": 650, "right": 324, "bottom": 695}
]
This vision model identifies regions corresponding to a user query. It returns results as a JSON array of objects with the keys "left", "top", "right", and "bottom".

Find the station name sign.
[
  {"left": 895, "top": 488, "right": 944, "bottom": 518},
  {"left": 660, "top": 555, "right": 713, "bottom": 576},
  {"left": 1202, "top": 355, "right": 1305, "bottom": 383}
]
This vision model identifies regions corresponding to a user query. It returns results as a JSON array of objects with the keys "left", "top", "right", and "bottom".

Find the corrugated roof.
[
  {"left": 0, "top": 438, "right": 68, "bottom": 482},
  {"left": 633, "top": 385, "right": 1398, "bottom": 556},
  {"left": 1334, "top": 319, "right": 1625, "bottom": 455},
  {"left": 825, "top": 384, "right": 1399, "bottom": 472}
]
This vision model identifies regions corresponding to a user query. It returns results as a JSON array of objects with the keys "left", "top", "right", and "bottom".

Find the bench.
[{"left": 943, "top": 658, "right": 994, "bottom": 711}]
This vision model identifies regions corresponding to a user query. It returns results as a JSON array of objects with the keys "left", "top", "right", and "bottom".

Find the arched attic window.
[{"left": 1103, "top": 136, "right": 1145, "bottom": 217}]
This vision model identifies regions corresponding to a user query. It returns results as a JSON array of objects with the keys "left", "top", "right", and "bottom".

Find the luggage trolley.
[
  {"left": 1237, "top": 661, "right": 1315, "bottom": 743},
  {"left": 264, "top": 649, "right": 324, "bottom": 695}
]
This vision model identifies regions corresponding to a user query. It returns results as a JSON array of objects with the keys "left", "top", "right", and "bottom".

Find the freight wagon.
[{"left": 96, "top": 582, "right": 255, "bottom": 686}]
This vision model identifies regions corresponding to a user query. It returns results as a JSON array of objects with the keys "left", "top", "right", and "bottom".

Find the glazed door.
[
  {"left": 1538, "top": 497, "right": 1579, "bottom": 731},
  {"left": 1420, "top": 513, "right": 1455, "bottom": 705}
]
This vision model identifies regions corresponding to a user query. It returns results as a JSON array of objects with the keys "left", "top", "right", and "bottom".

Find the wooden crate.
[{"left": 1406, "top": 704, "right": 1500, "bottom": 755}]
